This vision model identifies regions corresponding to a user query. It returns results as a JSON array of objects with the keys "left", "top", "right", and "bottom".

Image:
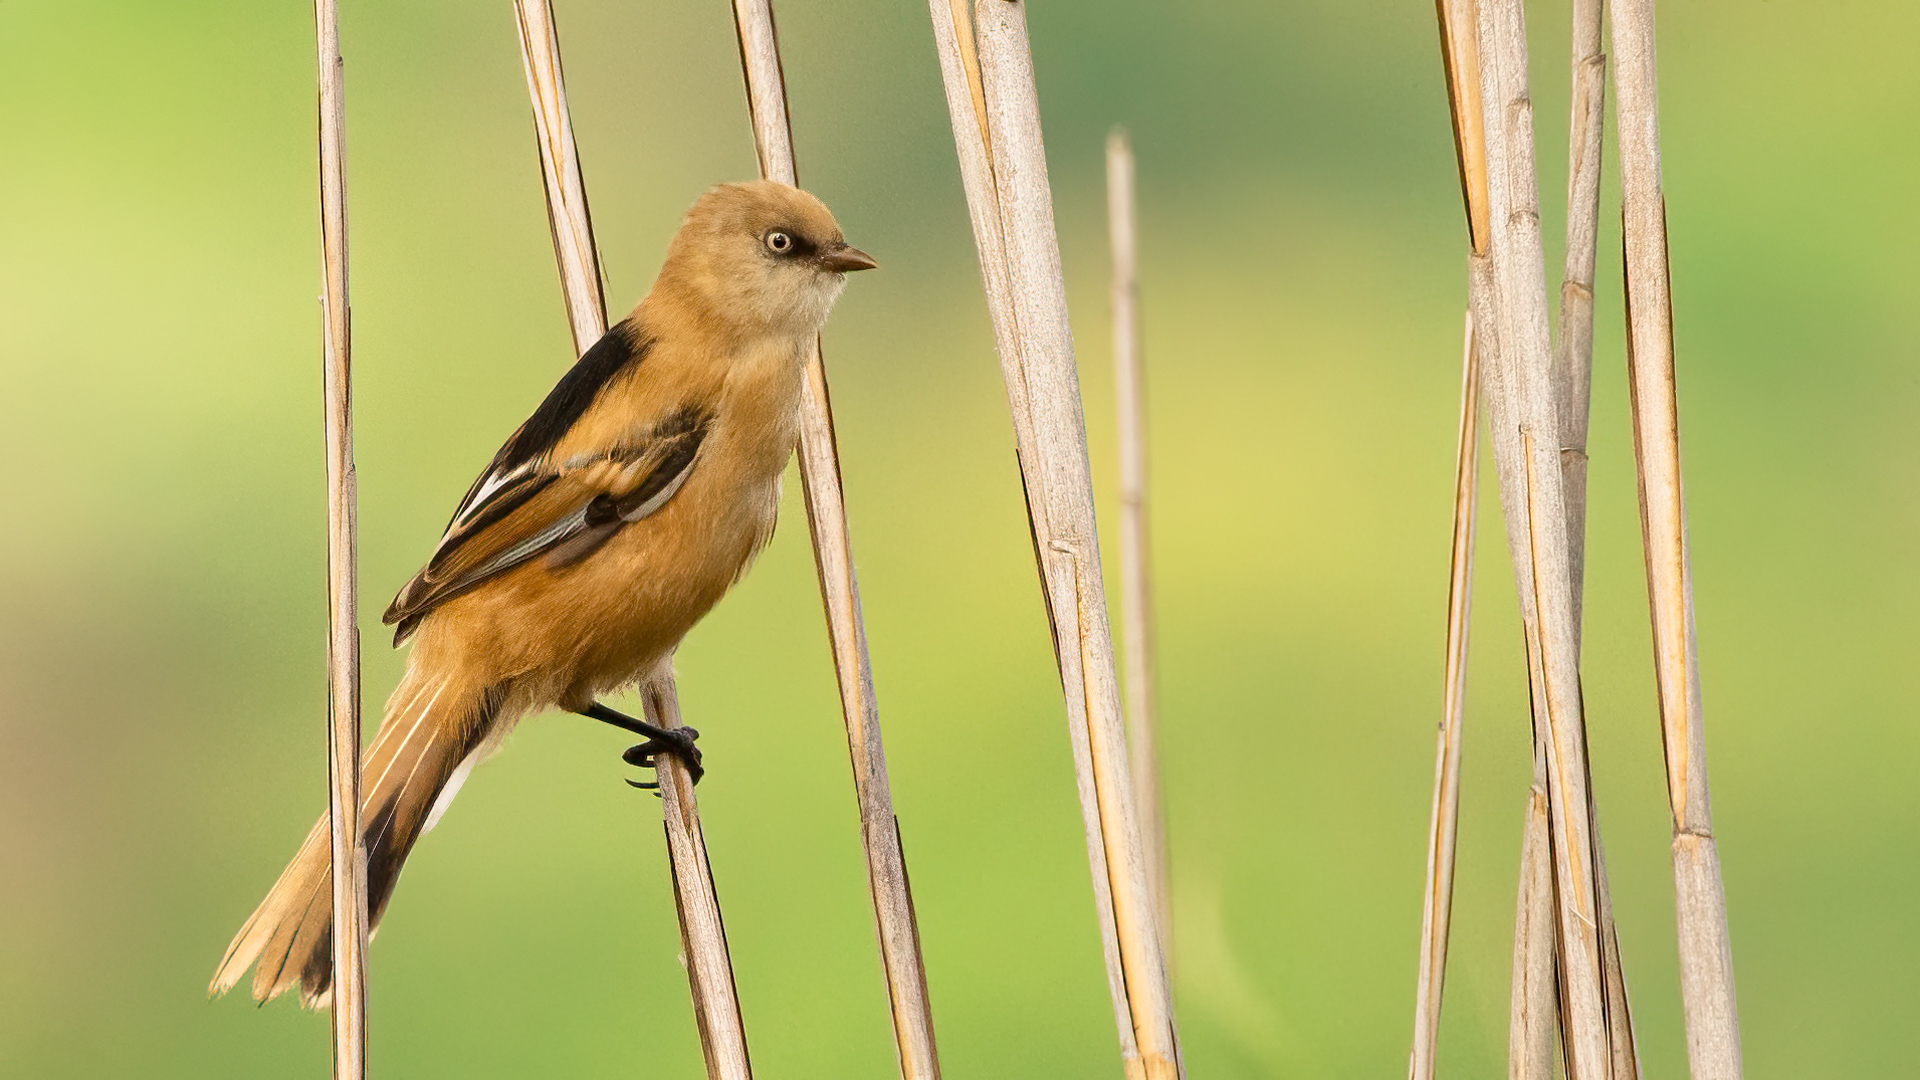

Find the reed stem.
[
  {"left": 1607, "top": 1, "right": 1743, "bottom": 1074},
  {"left": 1559, "top": 4, "right": 1642, "bottom": 1075},
  {"left": 1408, "top": 311, "right": 1480, "bottom": 1080},
  {"left": 927, "top": 4, "right": 1179, "bottom": 1077},
  {"left": 1556, "top": 0, "right": 1606, "bottom": 624},
  {"left": 312, "top": 1, "right": 366, "bottom": 1075},
  {"left": 514, "top": 3, "right": 752, "bottom": 1074},
  {"left": 1107, "top": 128, "right": 1169, "bottom": 957},
  {"left": 728, "top": 4, "right": 942, "bottom": 1077},
  {"left": 1437, "top": 0, "right": 1626, "bottom": 1073},
  {"left": 1432, "top": 9, "right": 1558, "bottom": 1076},
  {"left": 647, "top": 678, "right": 754, "bottom": 1080},
  {"left": 514, "top": 0, "right": 605, "bottom": 357}
]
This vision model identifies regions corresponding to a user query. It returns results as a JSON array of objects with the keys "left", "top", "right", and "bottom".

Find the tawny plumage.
[{"left": 211, "top": 181, "right": 876, "bottom": 1006}]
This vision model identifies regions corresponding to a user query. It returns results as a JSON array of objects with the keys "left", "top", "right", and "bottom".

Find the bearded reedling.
[{"left": 211, "top": 180, "right": 877, "bottom": 1006}]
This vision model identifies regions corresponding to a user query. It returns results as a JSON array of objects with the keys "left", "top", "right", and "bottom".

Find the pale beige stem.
[
  {"left": 1107, "top": 128, "right": 1169, "bottom": 958},
  {"left": 1607, "top": 1, "right": 1742, "bottom": 1075},
  {"left": 513, "top": 0, "right": 605, "bottom": 354},
  {"left": 647, "top": 677, "right": 754, "bottom": 1080},
  {"left": 1408, "top": 311, "right": 1480, "bottom": 1080},
  {"left": 728, "top": 0, "right": 796, "bottom": 185},
  {"left": 514, "top": 5, "right": 751, "bottom": 1074},
  {"left": 1556, "top": 0, "right": 1605, "bottom": 621},
  {"left": 927, "top": 0, "right": 1132, "bottom": 1060},
  {"left": 927, "top": 4, "right": 1180, "bottom": 1078},
  {"left": 1508, "top": 762, "right": 1558, "bottom": 1080},
  {"left": 1440, "top": 0, "right": 1622, "bottom": 1074},
  {"left": 312, "top": 2, "right": 366, "bottom": 1076},
  {"left": 727, "top": 5, "right": 942, "bottom": 1078},
  {"left": 1508, "top": 761, "right": 1558, "bottom": 1080},
  {"left": 1432, "top": 9, "right": 1561, "bottom": 1076},
  {"left": 1592, "top": 826, "right": 1639, "bottom": 1080},
  {"left": 1560, "top": 3, "right": 1642, "bottom": 1077}
]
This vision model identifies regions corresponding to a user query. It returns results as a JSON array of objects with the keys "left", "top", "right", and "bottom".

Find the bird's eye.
[{"left": 764, "top": 230, "right": 795, "bottom": 255}]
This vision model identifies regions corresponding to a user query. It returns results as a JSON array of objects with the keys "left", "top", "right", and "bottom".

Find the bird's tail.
[{"left": 209, "top": 668, "right": 504, "bottom": 1007}]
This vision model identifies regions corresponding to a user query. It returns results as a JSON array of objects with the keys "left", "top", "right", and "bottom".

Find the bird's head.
[{"left": 658, "top": 180, "right": 877, "bottom": 338}]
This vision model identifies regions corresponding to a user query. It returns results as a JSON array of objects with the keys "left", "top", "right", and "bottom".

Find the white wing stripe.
[{"left": 621, "top": 461, "right": 695, "bottom": 522}]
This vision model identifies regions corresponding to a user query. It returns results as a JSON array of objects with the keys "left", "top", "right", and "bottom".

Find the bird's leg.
[{"left": 577, "top": 701, "right": 704, "bottom": 787}]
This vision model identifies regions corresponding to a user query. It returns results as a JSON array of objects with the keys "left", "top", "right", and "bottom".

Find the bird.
[{"left": 210, "top": 180, "right": 877, "bottom": 1007}]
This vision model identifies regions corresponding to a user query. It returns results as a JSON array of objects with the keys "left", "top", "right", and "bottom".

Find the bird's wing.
[
  {"left": 382, "top": 319, "right": 709, "bottom": 642},
  {"left": 382, "top": 408, "right": 709, "bottom": 641}
]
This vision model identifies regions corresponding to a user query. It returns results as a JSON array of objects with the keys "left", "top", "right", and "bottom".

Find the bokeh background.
[{"left": 3, "top": 0, "right": 1915, "bottom": 1076}]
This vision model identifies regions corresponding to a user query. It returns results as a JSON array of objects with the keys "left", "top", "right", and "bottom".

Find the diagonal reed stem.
[
  {"left": 1431, "top": 8, "right": 1560, "bottom": 1077},
  {"left": 646, "top": 678, "right": 754, "bottom": 1080},
  {"left": 1557, "top": 0, "right": 1606, "bottom": 629},
  {"left": 1408, "top": 311, "right": 1480, "bottom": 1080},
  {"left": 514, "top": 0, "right": 604, "bottom": 359},
  {"left": 1607, "top": 2, "right": 1743, "bottom": 1076},
  {"left": 927, "top": 4, "right": 1179, "bottom": 1078},
  {"left": 1106, "top": 128, "right": 1170, "bottom": 959},
  {"left": 727, "top": 4, "right": 942, "bottom": 1078},
  {"left": 1559, "top": 3, "right": 1642, "bottom": 1076},
  {"left": 312, "top": 2, "right": 366, "bottom": 1076},
  {"left": 1435, "top": 0, "right": 1629, "bottom": 1075},
  {"left": 514, "top": 3, "right": 751, "bottom": 1075}
]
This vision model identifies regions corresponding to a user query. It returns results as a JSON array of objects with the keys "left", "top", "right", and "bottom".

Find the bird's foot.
[
  {"left": 576, "top": 701, "right": 705, "bottom": 790},
  {"left": 622, "top": 726, "right": 703, "bottom": 789}
]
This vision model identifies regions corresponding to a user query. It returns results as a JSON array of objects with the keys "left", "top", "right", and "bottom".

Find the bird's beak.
[{"left": 817, "top": 243, "right": 879, "bottom": 273}]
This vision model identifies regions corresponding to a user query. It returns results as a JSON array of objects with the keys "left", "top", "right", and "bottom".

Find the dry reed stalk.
[
  {"left": 1592, "top": 828, "right": 1638, "bottom": 1079},
  {"left": 1436, "top": 0, "right": 1626, "bottom": 1074},
  {"left": 1498, "top": 1, "right": 1649, "bottom": 1073},
  {"left": 312, "top": 2, "right": 366, "bottom": 1076},
  {"left": 726, "top": 4, "right": 942, "bottom": 1077},
  {"left": 1106, "top": 128, "right": 1169, "bottom": 954},
  {"left": 513, "top": 0, "right": 605, "bottom": 356},
  {"left": 1607, "top": 2, "right": 1743, "bottom": 1075},
  {"left": 927, "top": 4, "right": 1179, "bottom": 1078},
  {"left": 646, "top": 678, "right": 754, "bottom": 1080},
  {"left": 1407, "top": 311, "right": 1480, "bottom": 1080},
  {"left": 1556, "top": 0, "right": 1605, "bottom": 618},
  {"left": 1558, "top": 4, "right": 1642, "bottom": 1076},
  {"left": 1506, "top": 747, "right": 1557, "bottom": 1080},
  {"left": 1433, "top": 8, "right": 1559, "bottom": 1074},
  {"left": 514, "top": 4, "right": 750, "bottom": 1074}
]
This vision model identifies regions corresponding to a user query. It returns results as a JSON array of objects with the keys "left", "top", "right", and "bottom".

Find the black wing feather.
[{"left": 495, "top": 318, "right": 654, "bottom": 476}]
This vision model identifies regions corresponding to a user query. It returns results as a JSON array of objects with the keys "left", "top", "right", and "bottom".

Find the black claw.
[
  {"left": 620, "top": 728, "right": 703, "bottom": 787},
  {"left": 578, "top": 701, "right": 704, "bottom": 790}
]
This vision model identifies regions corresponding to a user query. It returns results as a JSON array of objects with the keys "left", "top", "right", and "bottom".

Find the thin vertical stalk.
[
  {"left": 927, "top": 0, "right": 1132, "bottom": 1062},
  {"left": 1556, "top": 0, "right": 1606, "bottom": 618},
  {"left": 1408, "top": 311, "right": 1480, "bottom": 1080},
  {"left": 1592, "top": 828, "right": 1639, "bottom": 1080},
  {"left": 1557, "top": 3, "right": 1642, "bottom": 1076},
  {"left": 728, "top": 5, "right": 942, "bottom": 1078},
  {"left": 514, "top": 5, "right": 750, "bottom": 1075},
  {"left": 312, "top": 2, "right": 366, "bottom": 1076},
  {"left": 513, "top": 0, "right": 605, "bottom": 356},
  {"left": 647, "top": 679, "right": 754, "bottom": 1080},
  {"left": 1507, "top": 746, "right": 1557, "bottom": 1080},
  {"left": 1433, "top": 7, "right": 1559, "bottom": 1075},
  {"left": 1107, "top": 128, "right": 1168, "bottom": 955},
  {"left": 1608, "top": 2, "right": 1743, "bottom": 1075},
  {"left": 1442, "top": 0, "right": 1623, "bottom": 1074},
  {"left": 928, "top": 4, "right": 1179, "bottom": 1078}
]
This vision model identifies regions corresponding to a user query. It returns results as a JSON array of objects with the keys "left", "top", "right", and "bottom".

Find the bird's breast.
[{"left": 713, "top": 334, "right": 807, "bottom": 472}]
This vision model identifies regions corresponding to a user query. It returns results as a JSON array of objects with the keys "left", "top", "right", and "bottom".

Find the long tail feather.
[{"left": 210, "top": 670, "right": 503, "bottom": 1006}]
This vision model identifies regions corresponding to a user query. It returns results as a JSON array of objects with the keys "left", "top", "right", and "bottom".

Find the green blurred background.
[{"left": 2, "top": 0, "right": 1914, "bottom": 1076}]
